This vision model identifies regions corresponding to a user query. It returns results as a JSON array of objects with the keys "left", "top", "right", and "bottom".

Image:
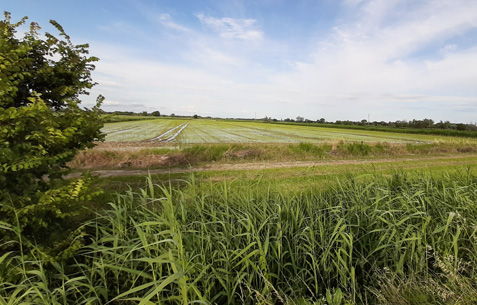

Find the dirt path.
[{"left": 68, "top": 153, "right": 477, "bottom": 178}]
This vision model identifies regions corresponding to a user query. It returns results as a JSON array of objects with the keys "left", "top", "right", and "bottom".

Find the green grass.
[
  {"left": 72, "top": 155, "right": 477, "bottom": 204},
  {"left": 1, "top": 170, "right": 477, "bottom": 304},
  {"left": 273, "top": 121, "right": 477, "bottom": 139},
  {"left": 102, "top": 119, "right": 477, "bottom": 144},
  {"left": 71, "top": 140, "right": 477, "bottom": 170},
  {"left": 102, "top": 114, "right": 162, "bottom": 123}
]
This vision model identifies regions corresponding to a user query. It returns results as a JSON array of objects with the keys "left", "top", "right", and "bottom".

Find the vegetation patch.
[
  {"left": 1, "top": 171, "right": 476, "bottom": 304},
  {"left": 69, "top": 142, "right": 477, "bottom": 170}
]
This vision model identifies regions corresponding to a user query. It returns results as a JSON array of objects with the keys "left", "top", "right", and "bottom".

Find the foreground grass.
[
  {"left": 80, "top": 154, "right": 477, "bottom": 204},
  {"left": 1, "top": 171, "right": 476, "bottom": 304}
]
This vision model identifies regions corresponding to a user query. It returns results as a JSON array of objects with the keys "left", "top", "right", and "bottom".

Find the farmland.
[
  {"left": 103, "top": 118, "right": 475, "bottom": 144},
  {"left": 70, "top": 117, "right": 477, "bottom": 172},
  {"left": 3, "top": 5, "right": 477, "bottom": 304},
  {"left": 4, "top": 117, "right": 477, "bottom": 304}
]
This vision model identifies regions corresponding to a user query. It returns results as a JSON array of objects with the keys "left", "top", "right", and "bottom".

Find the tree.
[
  {"left": 0, "top": 12, "right": 104, "bottom": 236},
  {"left": 151, "top": 110, "right": 161, "bottom": 116},
  {"left": 296, "top": 116, "right": 304, "bottom": 122}
]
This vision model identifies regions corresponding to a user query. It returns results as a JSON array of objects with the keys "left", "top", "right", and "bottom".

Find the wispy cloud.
[
  {"left": 83, "top": 0, "right": 477, "bottom": 122},
  {"left": 102, "top": 100, "right": 121, "bottom": 106},
  {"left": 196, "top": 13, "right": 263, "bottom": 40},
  {"left": 157, "top": 13, "right": 191, "bottom": 32},
  {"left": 274, "top": 0, "right": 477, "bottom": 96}
]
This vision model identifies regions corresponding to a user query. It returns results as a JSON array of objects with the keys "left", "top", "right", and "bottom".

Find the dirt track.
[{"left": 67, "top": 153, "right": 477, "bottom": 178}]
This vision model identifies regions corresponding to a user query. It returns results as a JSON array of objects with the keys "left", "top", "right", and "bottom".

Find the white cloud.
[
  {"left": 441, "top": 44, "right": 457, "bottom": 54},
  {"left": 157, "top": 14, "right": 191, "bottom": 32},
  {"left": 196, "top": 13, "right": 263, "bottom": 40},
  {"left": 84, "top": 0, "right": 477, "bottom": 123},
  {"left": 273, "top": 0, "right": 477, "bottom": 96},
  {"left": 103, "top": 100, "right": 121, "bottom": 106},
  {"left": 186, "top": 45, "right": 244, "bottom": 66}
]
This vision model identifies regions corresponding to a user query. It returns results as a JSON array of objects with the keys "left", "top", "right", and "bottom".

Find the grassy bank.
[
  {"left": 102, "top": 115, "right": 162, "bottom": 123},
  {"left": 1, "top": 171, "right": 476, "bottom": 304},
  {"left": 70, "top": 142, "right": 477, "bottom": 170}
]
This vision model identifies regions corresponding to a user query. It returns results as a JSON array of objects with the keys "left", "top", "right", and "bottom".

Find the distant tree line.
[
  {"left": 278, "top": 117, "right": 477, "bottom": 131},
  {"left": 103, "top": 111, "right": 202, "bottom": 118},
  {"left": 104, "top": 110, "right": 477, "bottom": 131}
]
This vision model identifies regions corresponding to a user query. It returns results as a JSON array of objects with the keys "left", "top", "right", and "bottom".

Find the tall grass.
[{"left": 1, "top": 171, "right": 476, "bottom": 304}]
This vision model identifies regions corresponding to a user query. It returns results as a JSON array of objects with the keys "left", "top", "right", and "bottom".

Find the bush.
[
  {"left": 288, "top": 143, "right": 332, "bottom": 157},
  {"left": 336, "top": 142, "right": 372, "bottom": 156},
  {"left": 0, "top": 12, "right": 103, "bottom": 242}
]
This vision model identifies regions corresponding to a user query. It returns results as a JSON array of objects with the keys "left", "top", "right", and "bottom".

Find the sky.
[{"left": 4, "top": 0, "right": 477, "bottom": 123}]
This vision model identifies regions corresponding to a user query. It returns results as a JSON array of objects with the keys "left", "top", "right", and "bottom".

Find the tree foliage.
[{"left": 0, "top": 12, "right": 104, "bottom": 237}]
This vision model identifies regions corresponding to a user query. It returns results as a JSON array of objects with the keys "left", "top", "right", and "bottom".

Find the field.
[
  {"left": 103, "top": 118, "right": 475, "bottom": 144},
  {"left": 69, "top": 118, "right": 477, "bottom": 172},
  {"left": 3, "top": 118, "right": 477, "bottom": 304}
]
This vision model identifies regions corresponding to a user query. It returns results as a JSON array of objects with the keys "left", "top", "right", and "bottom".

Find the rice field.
[
  {"left": 102, "top": 118, "right": 477, "bottom": 144},
  {"left": 5, "top": 120, "right": 477, "bottom": 305}
]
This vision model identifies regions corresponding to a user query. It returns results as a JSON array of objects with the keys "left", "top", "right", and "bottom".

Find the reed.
[{"left": 1, "top": 171, "right": 476, "bottom": 304}]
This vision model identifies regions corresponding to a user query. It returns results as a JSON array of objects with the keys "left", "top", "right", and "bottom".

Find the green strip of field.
[
  {"left": 95, "top": 155, "right": 477, "bottom": 197},
  {"left": 102, "top": 118, "right": 477, "bottom": 144}
]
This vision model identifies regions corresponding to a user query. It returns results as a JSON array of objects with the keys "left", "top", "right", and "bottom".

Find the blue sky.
[{"left": 4, "top": 0, "right": 477, "bottom": 123}]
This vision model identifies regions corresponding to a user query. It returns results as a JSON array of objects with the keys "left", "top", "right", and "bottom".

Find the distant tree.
[
  {"left": 436, "top": 120, "right": 451, "bottom": 129},
  {"left": 141, "top": 111, "right": 148, "bottom": 116},
  {"left": 423, "top": 118, "right": 434, "bottom": 128},
  {"left": 318, "top": 118, "right": 326, "bottom": 124},
  {"left": 170, "top": 113, "right": 175, "bottom": 117},
  {"left": 193, "top": 114, "right": 198, "bottom": 119},
  {"left": 151, "top": 111, "right": 161, "bottom": 117},
  {"left": 395, "top": 120, "right": 408, "bottom": 128},
  {"left": 296, "top": 116, "right": 304, "bottom": 122},
  {"left": 467, "top": 124, "right": 477, "bottom": 131}
]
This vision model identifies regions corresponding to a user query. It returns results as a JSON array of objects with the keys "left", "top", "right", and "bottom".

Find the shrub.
[{"left": 0, "top": 12, "right": 103, "bottom": 242}]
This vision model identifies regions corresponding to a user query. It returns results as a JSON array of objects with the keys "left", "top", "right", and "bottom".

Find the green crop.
[{"left": 101, "top": 118, "right": 477, "bottom": 144}]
